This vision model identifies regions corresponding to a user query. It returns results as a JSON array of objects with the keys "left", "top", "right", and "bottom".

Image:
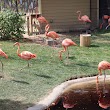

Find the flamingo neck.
[
  {"left": 98, "top": 68, "right": 102, "bottom": 75},
  {"left": 17, "top": 45, "right": 20, "bottom": 56},
  {"left": 4, "top": 53, "right": 8, "bottom": 59},
  {"left": 45, "top": 24, "right": 50, "bottom": 32},
  {"left": 59, "top": 46, "right": 66, "bottom": 60},
  {"left": 78, "top": 11, "right": 82, "bottom": 21}
]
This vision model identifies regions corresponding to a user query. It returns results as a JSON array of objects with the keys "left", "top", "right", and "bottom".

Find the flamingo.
[
  {"left": 45, "top": 24, "right": 60, "bottom": 46},
  {"left": 100, "top": 15, "right": 110, "bottom": 29},
  {"left": 37, "top": 16, "right": 48, "bottom": 24},
  {"left": 97, "top": 61, "right": 110, "bottom": 83},
  {"left": 77, "top": 11, "right": 92, "bottom": 23},
  {"left": 106, "top": 18, "right": 110, "bottom": 29},
  {"left": 0, "top": 48, "right": 8, "bottom": 73},
  {"left": 77, "top": 11, "right": 91, "bottom": 33},
  {"left": 59, "top": 38, "right": 77, "bottom": 60},
  {"left": 14, "top": 42, "right": 36, "bottom": 68}
]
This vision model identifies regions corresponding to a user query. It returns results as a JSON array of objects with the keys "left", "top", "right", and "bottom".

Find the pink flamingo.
[
  {"left": 97, "top": 61, "right": 110, "bottom": 83},
  {"left": 77, "top": 11, "right": 91, "bottom": 23},
  {"left": 45, "top": 24, "right": 60, "bottom": 46},
  {"left": 14, "top": 42, "right": 36, "bottom": 68},
  {"left": 59, "top": 38, "right": 77, "bottom": 60},
  {"left": 100, "top": 15, "right": 110, "bottom": 29},
  {"left": 77, "top": 11, "right": 91, "bottom": 33},
  {"left": 106, "top": 18, "right": 110, "bottom": 29},
  {"left": 0, "top": 48, "right": 8, "bottom": 72},
  {"left": 37, "top": 16, "right": 48, "bottom": 24}
]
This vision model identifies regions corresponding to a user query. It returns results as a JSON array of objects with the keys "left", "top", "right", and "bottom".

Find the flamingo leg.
[
  {"left": 85, "top": 22, "right": 88, "bottom": 34},
  {"left": 20, "top": 61, "right": 30, "bottom": 70},
  {"left": 0, "top": 60, "right": 4, "bottom": 78},
  {"left": 106, "top": 24, "right": 110, "bottom": 29},
  {"left": 67, "top": 48, "right": 69, "bottom": 59},
  {"left": 27, "top": 60, "right": 30, "bottom": 67},
  {"left": 0, "top": 60, "right": 3, "bottom": 72}
]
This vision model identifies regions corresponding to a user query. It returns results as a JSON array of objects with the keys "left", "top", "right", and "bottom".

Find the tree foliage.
[{"left": 0, "top": 9, "right": 25, "bottom": 40}]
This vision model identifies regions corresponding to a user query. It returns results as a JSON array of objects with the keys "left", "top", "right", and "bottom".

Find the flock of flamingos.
[{"left": 0, "top": 11, "right": 110, "bottom": 84}]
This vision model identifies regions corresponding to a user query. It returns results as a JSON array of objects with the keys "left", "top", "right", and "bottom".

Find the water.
[{"left": 47, "top": 80, "right": 110, "bottom": 110}]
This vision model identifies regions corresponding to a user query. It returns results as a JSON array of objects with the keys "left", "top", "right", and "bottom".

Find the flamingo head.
[
  {"left": 76, "top": 11, "right": 81, "bottom": 13},
  {"left": 13, "top": 42, "right": 20, "bottom": 46},
  {"left": 73, "top": 42, "right": 77, "bottom": 46},
  {"left": 31, "top": 54, "right": 36, "bottom": 58},
  {"left": 107, "top": 64, "right": 110, "bottom": 69}
]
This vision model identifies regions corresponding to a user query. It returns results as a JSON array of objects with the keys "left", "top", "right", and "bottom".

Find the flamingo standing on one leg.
[
  {"left": 45, "top": 24, "right": 60, "bottom": 47},
  {"left": 0, "top": 48, "right": 8, "bottom": 73},
  {"left": 97, "top": 60, "right": 110, "bottom": 83},
  {"left": 59, "top": 38, "right": 77, "bottom": 60},
  {"left": 14, "top": 42, "right": 36, "bottom": 68},
  {"left": 77, "top": 11, "right": 92, "bottom": 33}
]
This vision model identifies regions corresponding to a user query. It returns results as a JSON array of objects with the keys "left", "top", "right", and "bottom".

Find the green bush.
[{"left": 0, "top": 9, "right": 25, "bottom": 40}]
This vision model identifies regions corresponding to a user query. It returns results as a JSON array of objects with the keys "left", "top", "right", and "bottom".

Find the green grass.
[{"left": 0, "top": 31, "right": 110, "bottom": 110}]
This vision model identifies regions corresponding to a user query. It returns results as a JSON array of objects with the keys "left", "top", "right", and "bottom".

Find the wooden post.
[
  {"left": 26, "top": 14, "right": 30, "bottom": 35},
  {"left": 80, "top": 34, "right": 91, "bottom": 47}
]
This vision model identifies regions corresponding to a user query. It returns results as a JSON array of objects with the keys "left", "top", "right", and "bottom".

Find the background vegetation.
[{"left": 0, "top": 9, "right": 25, "bottom": 40}]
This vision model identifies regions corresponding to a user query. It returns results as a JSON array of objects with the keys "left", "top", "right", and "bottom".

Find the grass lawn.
[{"left": 0, "top": 30, "right": 110, "bottom": 110}]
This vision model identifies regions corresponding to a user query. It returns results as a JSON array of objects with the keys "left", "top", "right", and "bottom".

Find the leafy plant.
[{"left": 0, "top": 9, "right": 25, "bottom": 40}]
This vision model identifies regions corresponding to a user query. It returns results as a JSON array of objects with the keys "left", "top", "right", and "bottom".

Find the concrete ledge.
[{"left": 27, "top": 75, "right": 110, "bottom": 110}]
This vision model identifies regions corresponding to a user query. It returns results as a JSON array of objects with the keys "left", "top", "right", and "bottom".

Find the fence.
[{"left": 0, "top": 0, "right": 38, "bottom": 13}]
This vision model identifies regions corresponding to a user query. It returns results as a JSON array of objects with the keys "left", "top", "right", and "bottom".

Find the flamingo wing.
[
  {"left": 19, "top": 51, "right": 36, "bottom": 60},
  {"left": 47, "top": 31, "right": 59, "bottom": 39},
  {"left": 81, "top": 15, "right": 91, "bottom": 22},
  {"left": 62, "top": 39, "right": 77, "bottom": 46},
  {"left": 37, "top": 16, "right": 48, "bottom": 24}
]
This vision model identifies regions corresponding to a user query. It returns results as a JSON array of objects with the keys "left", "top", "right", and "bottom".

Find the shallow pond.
[{"left": 47, "top": 80, "right": 110, "bottom": 110}]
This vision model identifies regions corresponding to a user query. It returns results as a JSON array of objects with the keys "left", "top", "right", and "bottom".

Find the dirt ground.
[{"left": 23, "top": 31, "right": 81, "bottom": 46}]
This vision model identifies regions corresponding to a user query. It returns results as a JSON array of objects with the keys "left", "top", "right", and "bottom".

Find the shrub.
[{"left": 0, "top": 9, "right": 25, "bottom": 40}]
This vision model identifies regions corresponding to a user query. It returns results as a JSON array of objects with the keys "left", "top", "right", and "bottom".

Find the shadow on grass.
[
  {"left": 90, "top": 45, "right": 100, "bottom": 47},
  {"left": 12, "top": 79, "right": 30, "bottom": 84},
  {"left": 0, "top": 99, "right": 34, "bottom": 110},
  {"left": 76, "top": 62, "right": 96, "bottom": 68},
  {"left": 35, "top": 74, "right": 52, "bottom": 79},
  {"left": 68, "top": 56, "right": 76, "bottom": 60}
]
